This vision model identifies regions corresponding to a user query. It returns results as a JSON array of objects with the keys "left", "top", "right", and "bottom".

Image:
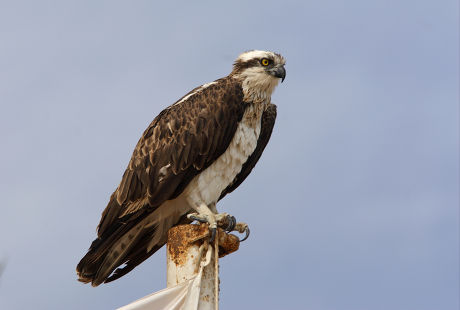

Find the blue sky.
[{"left": 0, "top": 1, "right": 458, "bottom": 309}]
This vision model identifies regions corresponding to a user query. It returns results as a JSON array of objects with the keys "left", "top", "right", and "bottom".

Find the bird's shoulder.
[{"left": 130, "top": 76, "right": 245, "bottom": 165}]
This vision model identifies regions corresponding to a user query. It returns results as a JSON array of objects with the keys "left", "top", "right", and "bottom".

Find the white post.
[
  {"left": 167, "top": 224, "right": 239, "bottom": 310},
  {"left": 117, "top": 224, "right": 239, "bottom": 310}
]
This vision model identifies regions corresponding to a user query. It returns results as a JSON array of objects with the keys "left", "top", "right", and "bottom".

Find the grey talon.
[
  {"left": 240, "top": 226, "right": 250, "bottom": 242},
  {"left": 225, "top": 215, "right": 236, "bottom": 232},
  {"left": 230, "top": 216, "right": 236, "bottom": 231},
  {"left": 209, "top": 227, "right": 217, "bottom": 243},
  {"left": 188, "top": 214, "right": 207, "bottom": 223}
]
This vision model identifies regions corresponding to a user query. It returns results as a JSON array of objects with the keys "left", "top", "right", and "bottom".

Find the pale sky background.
[{"left": 0, "top": 1, "right": 458, "bottom": 309}]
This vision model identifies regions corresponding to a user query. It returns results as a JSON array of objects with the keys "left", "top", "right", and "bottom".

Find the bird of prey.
[{"left": 76, "top": 50, "right": 286, "bottom": 286}]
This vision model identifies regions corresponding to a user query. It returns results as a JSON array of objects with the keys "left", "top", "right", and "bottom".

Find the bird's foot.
[
  {"left": 215, "top": 214, "right": 250, "bottom": 242},
  {"left": 187, "top": 212, "right": 247, "bottom": 242},
  {"left": 187, "top": 212, "right": 249, "bottom": 242},
  {"left": 216, "top": 213, "right": 236, "bottom": 232},
  {"left": 187, "top": 212, "right": 218, "bottom": 242}
]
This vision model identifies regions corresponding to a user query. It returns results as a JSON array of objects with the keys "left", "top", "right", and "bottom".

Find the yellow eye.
[{"left": 261, "top": 58, "right": 270, "bottom": 66}]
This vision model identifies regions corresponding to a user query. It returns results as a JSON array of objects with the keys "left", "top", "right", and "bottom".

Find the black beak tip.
[{"left": 276, "top": 66, "right": 286, "bottom": 83}]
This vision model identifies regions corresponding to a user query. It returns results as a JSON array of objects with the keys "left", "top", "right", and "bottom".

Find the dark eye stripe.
[{"left": 233, "top": 57, "right": 274, "bottom": 73}]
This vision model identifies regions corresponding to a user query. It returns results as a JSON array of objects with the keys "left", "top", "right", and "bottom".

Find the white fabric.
[{"left": 118, "top": 245, "right": 213, "bottom": 310}]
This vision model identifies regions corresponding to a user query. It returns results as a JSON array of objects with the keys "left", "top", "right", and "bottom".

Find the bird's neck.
[{"left": 231, "top": 73, "right": 279, "bottom": 103}]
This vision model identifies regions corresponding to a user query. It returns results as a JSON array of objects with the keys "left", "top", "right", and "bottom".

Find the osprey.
[{"left": 77, "top": 50, "right": 286, "bottom": 286}]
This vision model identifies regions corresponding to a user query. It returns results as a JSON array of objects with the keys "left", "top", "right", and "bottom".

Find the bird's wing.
[
  {"left": 77, "top": 78, "right": 248, "bottom": 286},
  {"left": 219, "top": 103, "right": 277, "bottom": 200},
  {"left": 97, "top": 77, "right": 247, "bottom": 236}
]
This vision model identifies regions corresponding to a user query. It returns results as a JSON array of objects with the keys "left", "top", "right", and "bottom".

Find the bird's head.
[{"left": 231, "top": 50, "right": 286, "bottom": 101}]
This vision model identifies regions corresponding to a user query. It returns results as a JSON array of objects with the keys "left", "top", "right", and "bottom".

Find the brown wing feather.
[
  {"left": 219, "top": 103, "right": 277, "bottom": 200},
  {"left": 77, "top": 77, "right": 248, "bottom": 285},
  {"left": 98, "top": 77, "right": 247, "bottom": 236}
]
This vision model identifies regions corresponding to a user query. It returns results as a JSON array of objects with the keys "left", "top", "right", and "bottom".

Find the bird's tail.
[{"left": 76, "top": 206, "right": 187, "bottom": 286}]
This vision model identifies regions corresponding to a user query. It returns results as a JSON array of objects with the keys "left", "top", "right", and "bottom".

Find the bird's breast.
[{"left": 183, "top": 103, "right": 265, "bottom": 207}]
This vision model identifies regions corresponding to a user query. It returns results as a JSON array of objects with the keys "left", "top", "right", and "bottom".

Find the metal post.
[{"left": 167, "top": 224, "right": 240, "bottom": 310}]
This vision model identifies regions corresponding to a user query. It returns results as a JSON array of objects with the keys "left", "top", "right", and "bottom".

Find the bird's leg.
[
  {"left": 209, "top": 202, "right": 236, "bottom": 232},
  {"left": 208, "top": 202, "right": 218, "bottom": 213}
]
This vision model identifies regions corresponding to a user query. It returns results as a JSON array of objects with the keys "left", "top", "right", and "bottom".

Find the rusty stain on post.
[
  {"left": 166, "top": 224, "right": 240, "bottom": 309},
  {"left": 167, "top": 224, "right": 240, "bottom": 265},
  {"left": 167, "top": 224, "right": 209, "bottom": 266}
]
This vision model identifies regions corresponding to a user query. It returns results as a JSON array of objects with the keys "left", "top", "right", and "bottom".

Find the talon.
[
  {"left": 209, "top": 227, "right": 217, "bottom": 243},
  {"left": 240, "top": 226, "right": 250, "bottom": 242},
  {"left": 187, "top": 213, "right": 207, "bottom": 223},
  {"left": 233, "top": 222, "right": 250, "bottom": 242},
  {"left": 224, "top": 215, "right": 236, "bottom": 232}
]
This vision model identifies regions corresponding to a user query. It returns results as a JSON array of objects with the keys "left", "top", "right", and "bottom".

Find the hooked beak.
[{"left": 269, "top": 65, "right": 286, "bottom": 82}]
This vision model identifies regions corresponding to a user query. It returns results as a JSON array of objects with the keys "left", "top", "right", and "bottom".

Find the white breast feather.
[{"left": 184, "top": 104, "right": 263, "bottom": 207}]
